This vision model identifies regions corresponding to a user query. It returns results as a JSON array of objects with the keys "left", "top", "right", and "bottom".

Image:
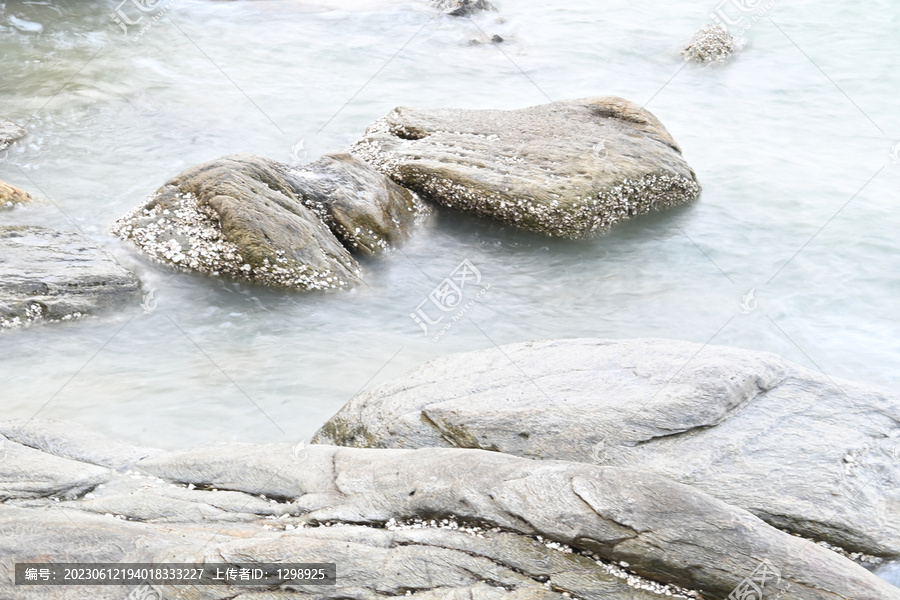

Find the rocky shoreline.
[{"left": 1, "top": 339, "right": 899, "bottom": 599}]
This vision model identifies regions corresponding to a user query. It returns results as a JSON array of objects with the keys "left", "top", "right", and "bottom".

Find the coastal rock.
[
  {"left": 111, "top": 153, "right": 420, "bottom": 290},
  {"left": 682, "top": 24, "right": 736, "bottom": 63},
  {"left": 292, "top": 152, "right": 422, "bottom": 255},
  {"left": 0, "top": 226, "right": 141, "bottom": 329},
  {"left": 1, "top": 421, "right": 897, "bottom": 600},
  {"left": 0, "top": 117, "right": 26, "bottom": 150},
  {"left": 350, "top": 96, "right": 700, "bottom": 239},
  {"left": 0, "top": 179, "right": 33, "bottom": 209},
  {"left": 313, "top": 338, "right": 900, "bottom": 558},
  {"left": 434, "top": 0, "right": 497, "bottom": 17}
]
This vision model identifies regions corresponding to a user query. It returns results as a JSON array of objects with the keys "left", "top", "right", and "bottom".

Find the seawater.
[{"left": 0, "top": 0, "right": 897, "bottom": 460}]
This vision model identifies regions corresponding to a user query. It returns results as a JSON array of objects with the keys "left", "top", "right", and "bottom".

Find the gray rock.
[
  {"left": 291, "top": 152, "right": 423, "bottom": 256},
  {"left": 0, "top": 435, "right": 110, "bottom": 501},
  {"left": 0, "top": 419, "right": 161, "bottom": 470},
  {"left": 2, "top": 425, "right": 896, "bottom": 600},
  {"left": 0, "top": 225, "right": 141, "bottom": 329},
  {"left": 0, "top": 179, "right": 34, "bottom": 209},
  {"left": 683, "top": 24, "right": 736, "bottom": 63},
  {"left": 0, "top": 116, "right": 26, "bottom": 150},
  {"left": 433, "top": 0, "right": 497, "bottom": 17},
  {"left": 112, "top": 153, "right": 420, "bottom": 290},
  {"left": 313, "top": 338, "right": 900, "bottom": 559},
  {"left": 349, "top": 97, "right": 700, "bottom": 239}
]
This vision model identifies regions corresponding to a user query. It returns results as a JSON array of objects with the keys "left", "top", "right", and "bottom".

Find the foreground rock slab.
[
  {"left": 0, "top": 226, "right": 140, "bottom": 329},
  {"left": 350, "top": 96, "right": 700, "bottom": 239},
  {"left": 314, "top": 338, "right": 900, "bottom": 559},
  {"left": 112, "top": 153, "right": 420, "bottom": 291},
  {"left": 1, "top": 420, "right": 897, "bottom": 600}
]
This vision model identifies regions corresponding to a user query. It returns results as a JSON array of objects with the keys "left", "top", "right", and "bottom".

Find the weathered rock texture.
[
  {"left": 111, "top": 153, "right": 421, "bottom": 291},
  {"left": 350, "top": 97, "right": 700, "bottom": 239},
  {"left": 682, "top": 25, "right": 737, "bottom": 63},
  {"left": 0, "top": 226, "right": 141, "bottom": 329},
  {"left": 2, "top": 420, "right": 898, "bottom": 600},
  {"left": 314, "top": 338, "right": 900, "bottom": 559},
  {"left": 0, "top": 179, "right": 34, "bottom": 209},
  {"left": 434, "top": 0, "right": 496, "bottom": 16}
]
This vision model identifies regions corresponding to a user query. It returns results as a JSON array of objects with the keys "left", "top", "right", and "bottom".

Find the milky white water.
[{"left": 0, "top": 0, "right": 897, "bottom": 467}]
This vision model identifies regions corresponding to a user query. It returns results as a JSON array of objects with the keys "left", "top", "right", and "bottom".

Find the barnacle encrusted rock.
[
  {"left": 0, "top": 117, "right": 26, "bottom": 150},
  {"left": 2, "top": 420, "right": 898, "bottom": 600},
  {"left": 350, "top": 96, "right": 701, "bottom": 239},
  {"left": 111, "top": 153, "right": 421, "bottom": 290},
  {"left": 682, "top": 24, "right": 736, "bottom": 63},
  {"left": 0, "top": 226, "right": 140, "bottom": 330},
  {"left": 314, "top": 338, "right": 900, "bottom": 559},
  {"left": 0, "top": 180, "right": 33, "bottom": 209}
]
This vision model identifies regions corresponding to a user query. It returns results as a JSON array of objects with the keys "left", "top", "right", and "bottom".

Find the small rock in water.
[
  {"left": 682, "top": 24, "right": 736, "bottom": 63},
  {"left": 491, "top": 34, "right": 504, "bottom": 43},
  {"left": 433, "top": 0, "right": 496, "bottom": 17}
]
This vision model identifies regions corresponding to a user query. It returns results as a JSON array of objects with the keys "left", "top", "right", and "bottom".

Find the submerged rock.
[
  {"left": 350, "top": 97, "right": 700, "bottom": 239},
  {"left": 434, "top": 0, "right": 496, "bottom": 17},
  {"left": 0, "top": 180, "right": 33, "bottom": 209},
  {"left": 682, "top": 24, "right": 736, "bottom": 63},
  {"left": 314, "top": 338, "right": 900, "bottom": 559},
  {"left": 0, "top": 117, "right": 26, "bottom": 150},
  {"left": 112, "top": 153, "right": 420, "bottom": 291},
  {"left": 0, "top": 226, "right": 140, "bottom": 329},
  {"left": 1, "top": 419, "right": 897, "bottom": 600}
]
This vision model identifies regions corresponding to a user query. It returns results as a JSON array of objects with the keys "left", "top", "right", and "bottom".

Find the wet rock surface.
[
  {"left": 2, "top": 420, "right": 897, "bottom": 600},
  {"left": 0, "top": 225, "right": 141, "bottom": 330},
  {"left": 314, "top": 338, "right": 900, "bottom": 559},
  {"left": 433, "top": 0, "right": 497, "bottom": 17},
  {"left": 682, "top": 25, "right": 737, "bottom": 63},
  {"left": 112, "top": 153, "right": 420, "bottom": 291},
  {"left": 350, "top": 96, "right": 700, "bottom": 239},
  {"left": 0, "top": 116, "right": 26, "bottom": 150}
]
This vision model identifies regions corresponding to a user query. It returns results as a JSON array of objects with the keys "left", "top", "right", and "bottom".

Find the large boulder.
[
  {"left": 313, "top": 338, "right": 900, "bottom": 559},
  {"left": 350, "top": 97, "right": 700, "bottom": 239},
  {"left": 111, "top": 153, "right": 421, "bottom": 291},
  {"left": 1, "top": 420, "right": 897, "bottom": 600},
  {"left": 0, "top": 226, "right": 141, "bottom": 329}
]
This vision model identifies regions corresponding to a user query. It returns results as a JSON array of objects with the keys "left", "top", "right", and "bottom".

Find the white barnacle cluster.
[
  {"left": 112, "top": 191, "right": 354, "bottom": 291},
  {"left": 589, "top": 173, "right": 701, "bottom": 235},
  {"left": 1, "top": 303, "right": 84, "bottom": 331},
  {"left": 682, "top": 24, "right": 736, "bottom": 64}
]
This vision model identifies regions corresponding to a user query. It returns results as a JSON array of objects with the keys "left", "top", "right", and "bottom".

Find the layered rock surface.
[
  {"left": 350, "top": 97, "right": 700, "bottom": 239},
  {"left": 0, "top": 226, "right": 141, "bottom": 329},
  {"left": 314, "top": 338, "right": 900, "bottom": 558},
  {"left": 2, "top": 421, "right": 898, "bottom": 600}
]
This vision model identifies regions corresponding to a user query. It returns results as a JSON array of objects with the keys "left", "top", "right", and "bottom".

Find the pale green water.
[{"left": 0, "top": 0, "right": 897, "bottom": 464}]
